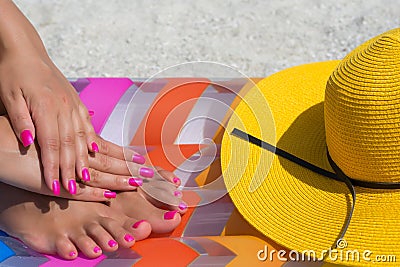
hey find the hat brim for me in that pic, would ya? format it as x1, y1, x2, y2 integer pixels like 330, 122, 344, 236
221, 60, 400, 266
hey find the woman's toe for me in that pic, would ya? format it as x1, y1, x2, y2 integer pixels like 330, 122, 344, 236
127, 219, 152, 241
149, 209, 182, 234
99, 217, 135, 249
85, 222, 118, 252
55, 236, 78, 260
70, 233, 103, 258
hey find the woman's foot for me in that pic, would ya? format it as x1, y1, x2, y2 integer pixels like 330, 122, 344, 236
0, 182, 152, 260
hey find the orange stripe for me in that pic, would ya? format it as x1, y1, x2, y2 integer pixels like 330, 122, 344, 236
133, 238, 199, 267
131, 78, 210, 146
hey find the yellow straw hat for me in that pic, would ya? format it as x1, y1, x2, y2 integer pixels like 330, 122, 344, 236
221, 28, 400, 266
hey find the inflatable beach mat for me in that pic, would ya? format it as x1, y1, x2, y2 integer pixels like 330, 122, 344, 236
0, 78, 326, 266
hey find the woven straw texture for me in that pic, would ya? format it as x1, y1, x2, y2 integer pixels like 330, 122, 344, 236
221, 29, 400, 266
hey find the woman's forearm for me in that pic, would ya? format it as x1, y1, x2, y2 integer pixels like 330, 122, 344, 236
0, 0, 47, 56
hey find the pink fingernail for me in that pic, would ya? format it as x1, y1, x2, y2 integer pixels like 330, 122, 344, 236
104, 190, 116, 199
69, 251, 76, 257
179, 202, 187, 210
88, 110, 95, 117
52, 180, 60, 196
82, 167, 90, 182
139, 167, 154, 178
108, 240, 118, 248
164, 210, 178, 220
93, 246, 101, 254
132, 154, 146, 164
173, 177, 181, 185
68, 180, 77, 195
128, 177, 143, 187
91, 142, 99, 153
124, 234, 135, 242
132, 220, 147, 229
20, 129, 34, 147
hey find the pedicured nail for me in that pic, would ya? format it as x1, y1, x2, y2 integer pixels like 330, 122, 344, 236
173, 177, 181, 185
174, 191, 182, 197
108, 240, 118, 248
20, 129, 34, 147
104, 191, 116, 199
132, 220, 147, 229
91, 142, 99, 153
132, 154, 146, 164
124, 234, 135, 242
179, 202, 187, 211
128, 177, 143, 187
82, 167, 90, 182
139, 167, 154, 178
88, 110, 95, 117
52, 180, 60, 196
164, 210, 178, 220
93, 246, 101, 254
69, 251, 76, 257
68, 180, 77, 195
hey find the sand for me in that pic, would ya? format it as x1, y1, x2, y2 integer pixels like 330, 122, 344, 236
13, 0, 400, 78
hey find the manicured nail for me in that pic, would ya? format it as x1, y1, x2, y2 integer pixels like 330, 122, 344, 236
174, 191, 182, 197
132, 220, 147, 229
124, 234, 135, 242
179, 202, 187, 210
91, 142, 99, 153
69, 251, 76, 257
104, 190, 116, 199
132, 154, 146, 164
88, 110, 95, 117
82, 167, 90, 182
93, 246, 101, 254
129, 177, 143, 187
164, 210, 178, 220
139, 167, 154, 178
52, 180, 60, 196
68, 180, 77, 195
173, 177, 181, 185
20, 129, 34, 147
108, 240, 118, 248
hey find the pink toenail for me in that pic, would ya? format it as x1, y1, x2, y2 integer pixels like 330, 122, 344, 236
173, 177, 181, 184
82, 167, 90, 182
132, 154, 145, 164
128, 177, 143, 187
139, 167, 154, 178
124, 234, 135, 242
69, 251, 76, 257
164, 210, 178, 220
104, 191, 116, 199
174, 191, 182, 197
68, 180, 77, 195
179, 202, 187, 210
20, 129, 34, 147
88, 110, 95, 117
132, 220, 147, 229
93, 246, 101, 254
108, 240, 118, 248
52, 180, 60, 196
91, 142, 99, 153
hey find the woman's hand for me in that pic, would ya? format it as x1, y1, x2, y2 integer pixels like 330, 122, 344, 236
0, 115, 178, 201
0, 0, 99, 195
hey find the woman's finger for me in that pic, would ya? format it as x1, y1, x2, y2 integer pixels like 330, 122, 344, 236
0, 88, 35, 147
30, 93, 61, 193
58, 109, 77, 195
72, 110, 91, 183
81, 168, 143, 191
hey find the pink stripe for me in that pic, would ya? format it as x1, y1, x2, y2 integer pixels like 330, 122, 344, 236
79, 78, 133, 134
42, 254, 106, 267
